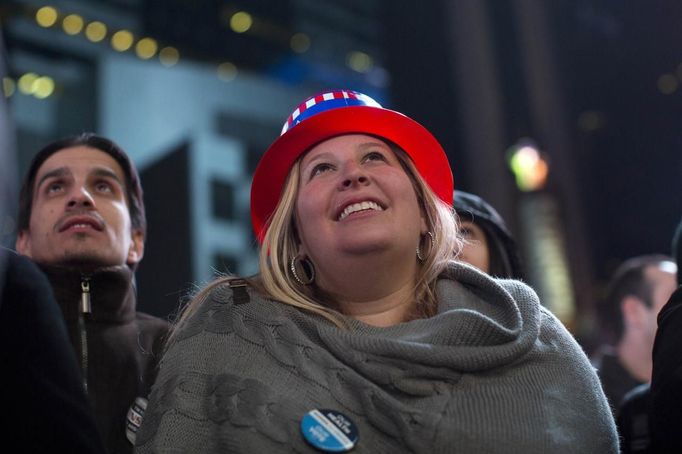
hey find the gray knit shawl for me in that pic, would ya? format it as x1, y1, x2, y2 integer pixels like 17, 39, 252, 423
136, 263, 618, 453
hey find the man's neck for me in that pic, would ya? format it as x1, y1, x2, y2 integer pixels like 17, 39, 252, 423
617, 334, 652, 383
44, 259, 126, 274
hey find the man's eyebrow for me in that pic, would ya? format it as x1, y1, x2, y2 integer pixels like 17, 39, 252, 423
36, 167, 71, 190
92, 168, 124, 186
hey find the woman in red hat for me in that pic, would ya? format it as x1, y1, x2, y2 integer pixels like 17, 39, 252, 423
136, 90, 618, 453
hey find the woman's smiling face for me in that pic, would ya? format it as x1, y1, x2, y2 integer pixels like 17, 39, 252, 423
295, 134, 427, 269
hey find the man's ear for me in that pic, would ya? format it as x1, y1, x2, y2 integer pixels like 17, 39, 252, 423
621, 295, 648, 329
15, 230, 32, 257
126, 229, 145, 266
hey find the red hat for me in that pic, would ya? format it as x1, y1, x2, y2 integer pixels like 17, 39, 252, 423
250, 89, 454, 242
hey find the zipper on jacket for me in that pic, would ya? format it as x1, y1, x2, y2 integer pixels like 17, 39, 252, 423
79, 277, 91, 394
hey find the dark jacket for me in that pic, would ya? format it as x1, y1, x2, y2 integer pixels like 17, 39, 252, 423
617, 383, 652, 453
591, 347, 644, 415
651, 285, 682, 452
453, 191, 525, 280
39, 263, 169, 454
1, 250, 105, 453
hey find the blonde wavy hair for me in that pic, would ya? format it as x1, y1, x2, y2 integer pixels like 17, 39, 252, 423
171, 141, 462, 337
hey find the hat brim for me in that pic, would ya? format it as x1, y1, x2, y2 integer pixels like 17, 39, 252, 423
250, 106, 454, 241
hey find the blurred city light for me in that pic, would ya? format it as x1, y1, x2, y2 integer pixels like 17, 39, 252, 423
17, 73, 39, 94
230, 12, 252, 33
32, 76, 55, 98
136, 38, 158, 60
35, 6, 58, 28
657, 73, 678, 94
217, 62, 238, 81
2, 77, 16, 97
85, 21, 107, 42
507, 140, 549, 192
577, 110, 605, 132
290, 33, 311, 53
16, 73, 55, 99
62, 14, 84, 35
111, 30, 134, 52
347, 51, 373, 73
159, 47, 180, 66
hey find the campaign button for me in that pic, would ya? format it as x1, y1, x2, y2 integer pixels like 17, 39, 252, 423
300, 409, 359, 452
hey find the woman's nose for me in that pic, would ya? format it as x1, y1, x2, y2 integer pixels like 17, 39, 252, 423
339, 163, 369, 189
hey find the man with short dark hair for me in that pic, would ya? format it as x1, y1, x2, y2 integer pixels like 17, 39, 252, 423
15, 133, 169, 454
592, 255, 677, 413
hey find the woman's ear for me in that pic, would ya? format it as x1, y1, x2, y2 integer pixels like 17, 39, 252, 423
418, 199, 430, 235
297, 233, 310, 259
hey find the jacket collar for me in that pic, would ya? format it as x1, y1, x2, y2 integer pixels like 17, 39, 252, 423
38, 262, 136, 323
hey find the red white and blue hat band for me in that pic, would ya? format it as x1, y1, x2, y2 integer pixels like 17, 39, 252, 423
282, 90, 382, 134
251, 89, 454, 242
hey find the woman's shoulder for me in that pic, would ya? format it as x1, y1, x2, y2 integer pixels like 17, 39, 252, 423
441, 261, 540, 307
194, 275, 267, 305
167, 276, 269, 340
440, 262, 577, 339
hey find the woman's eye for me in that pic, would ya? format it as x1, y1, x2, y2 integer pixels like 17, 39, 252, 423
310, 163, 333, 178
363, 151, 386, 162
460, 227, 473, 238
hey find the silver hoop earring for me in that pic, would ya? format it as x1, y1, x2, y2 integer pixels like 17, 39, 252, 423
416, 231, 435, 262
290, 255, 315, 285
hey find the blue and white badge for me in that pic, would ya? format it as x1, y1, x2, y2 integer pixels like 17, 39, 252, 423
300, 409, 359, 452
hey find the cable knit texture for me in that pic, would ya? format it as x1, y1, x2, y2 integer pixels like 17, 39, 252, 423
136, 262, 618, 453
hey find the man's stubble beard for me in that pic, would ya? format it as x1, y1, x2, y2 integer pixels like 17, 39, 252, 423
55, 235, 122, 271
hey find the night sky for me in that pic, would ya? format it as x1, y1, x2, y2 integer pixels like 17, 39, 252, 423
552, 0, 682, 280
387, 0, 682, 288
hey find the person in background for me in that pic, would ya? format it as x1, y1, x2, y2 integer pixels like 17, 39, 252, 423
591, 255, 677, 415
137, 90, 617, 453
453, 190, 524, 280
14, 133, 169, 454
616, 221, 682, 454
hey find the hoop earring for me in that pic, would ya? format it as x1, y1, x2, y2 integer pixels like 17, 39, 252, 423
416, 231, 435, 262
290, 255, 315, 285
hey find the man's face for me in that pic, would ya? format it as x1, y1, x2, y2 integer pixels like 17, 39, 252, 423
16, 146, 144, 268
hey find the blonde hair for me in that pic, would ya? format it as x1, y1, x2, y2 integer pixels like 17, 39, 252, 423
170, 142, 462, 339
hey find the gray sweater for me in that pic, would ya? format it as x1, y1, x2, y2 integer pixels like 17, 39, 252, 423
136, 263, 618, 453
